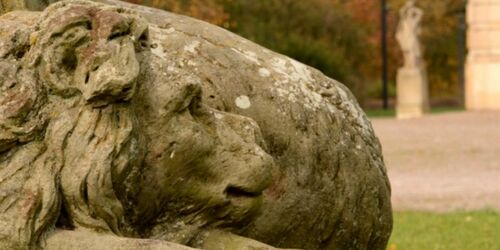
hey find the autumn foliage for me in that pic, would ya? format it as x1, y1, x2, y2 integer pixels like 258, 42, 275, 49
125, 0, 229, 26
124, 0, 466, 107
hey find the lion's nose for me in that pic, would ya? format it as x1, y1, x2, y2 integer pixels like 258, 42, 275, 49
211, 127, 274, 199
208, 111, 275, 199
219, 141, 274, 200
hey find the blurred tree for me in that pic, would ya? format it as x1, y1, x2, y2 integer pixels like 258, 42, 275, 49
420, 0, 466, 103
123, 0, 466, 107
221, 0, 375, 104
125, 0, 229, 26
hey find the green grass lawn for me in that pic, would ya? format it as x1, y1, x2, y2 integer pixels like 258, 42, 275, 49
389, 210, 500, 250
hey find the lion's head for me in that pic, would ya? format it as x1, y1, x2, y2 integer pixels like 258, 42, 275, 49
0, 1, 274, 249
1, 1, 394, 249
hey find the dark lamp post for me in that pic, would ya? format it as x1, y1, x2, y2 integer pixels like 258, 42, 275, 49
381, 0, 389, 109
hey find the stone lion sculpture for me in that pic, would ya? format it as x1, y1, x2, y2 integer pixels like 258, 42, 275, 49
0, 1, 392, 249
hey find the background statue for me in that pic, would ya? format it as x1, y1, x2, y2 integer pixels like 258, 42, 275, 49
395, 0, 429, 119
0, 1, 392, 249
396, 0, 423, 69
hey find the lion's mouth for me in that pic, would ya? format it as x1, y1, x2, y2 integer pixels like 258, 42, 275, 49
224, 185, 263, 198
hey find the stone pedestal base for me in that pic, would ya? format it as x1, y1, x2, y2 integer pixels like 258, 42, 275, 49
396, 67, 430, 119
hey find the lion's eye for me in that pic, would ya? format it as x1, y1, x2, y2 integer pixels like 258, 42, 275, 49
175, 92, 201, 114
172, 86, 205, 118
188, 94, 203, 116
135, 32, 149, 52
108, 26, 131, 41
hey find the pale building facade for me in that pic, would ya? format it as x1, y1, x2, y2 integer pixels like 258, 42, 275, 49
466, 0, 500, 110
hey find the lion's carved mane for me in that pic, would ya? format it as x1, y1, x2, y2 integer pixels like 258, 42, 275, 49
0, 2, 148, 248
0, 1, 393, 250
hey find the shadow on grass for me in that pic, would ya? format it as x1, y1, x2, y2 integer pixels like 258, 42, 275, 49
365, 107, 465, 118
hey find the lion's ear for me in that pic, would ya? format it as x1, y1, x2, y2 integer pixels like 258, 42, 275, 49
33, 12, 93, 98
29, 3, 147, 107
74, 37, 140, 108
74, 13, 148, 107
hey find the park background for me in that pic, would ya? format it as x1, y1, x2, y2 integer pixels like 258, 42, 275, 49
127, 0, 466, 112
125, 1, 497, 249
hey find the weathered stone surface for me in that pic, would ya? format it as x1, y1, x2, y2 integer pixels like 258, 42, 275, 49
44, 230, 196, 250
0, 1, 392, 249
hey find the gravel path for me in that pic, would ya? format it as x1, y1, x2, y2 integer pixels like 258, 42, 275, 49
371, 111, 500, 212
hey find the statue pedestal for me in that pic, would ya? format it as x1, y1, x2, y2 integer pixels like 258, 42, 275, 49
396, 67, 430, 119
